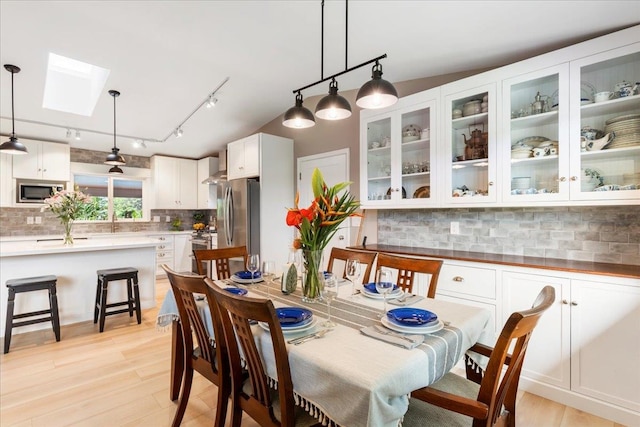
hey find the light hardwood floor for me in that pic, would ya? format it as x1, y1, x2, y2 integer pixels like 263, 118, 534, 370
0, 278, 625, 427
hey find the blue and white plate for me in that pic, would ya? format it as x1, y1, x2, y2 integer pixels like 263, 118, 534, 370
381, 316, 444, 335
362, 283, 403, 300
276, 307, 313, 325
236, 270, 262, 280
231, 272, 264, 284
387, 308, 437, 327
258, 318, 317, 335
224, 287, 248, 296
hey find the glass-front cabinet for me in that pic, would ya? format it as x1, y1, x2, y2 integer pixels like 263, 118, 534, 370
570, 43, 640, 201
443, 82, 497, 204
502, 64, 570, 202
360, 88, 438, 208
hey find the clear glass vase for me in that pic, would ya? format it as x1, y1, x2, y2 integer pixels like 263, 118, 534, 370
302, 249, 324, 303
62, 219, 74, 245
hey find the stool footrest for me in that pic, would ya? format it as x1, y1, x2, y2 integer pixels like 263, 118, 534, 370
104, 307, 134, 317
13, 309, 52, 319
14, 316, 53, 328
104, 300, 135, 309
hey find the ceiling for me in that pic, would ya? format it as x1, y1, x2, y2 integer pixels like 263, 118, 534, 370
1, 1, 638, 160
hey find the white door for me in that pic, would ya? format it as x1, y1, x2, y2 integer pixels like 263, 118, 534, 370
297, 149, 350, 268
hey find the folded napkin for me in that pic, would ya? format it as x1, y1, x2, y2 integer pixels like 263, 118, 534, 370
388, 294, 425, 306
360, 325, 424, 349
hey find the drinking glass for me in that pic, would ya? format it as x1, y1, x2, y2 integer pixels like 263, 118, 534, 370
261, 260, 276, 297
321, 272, 338, 328
345, 259, 361, 298
247, 254, 260, 286
375, 269, 394, 318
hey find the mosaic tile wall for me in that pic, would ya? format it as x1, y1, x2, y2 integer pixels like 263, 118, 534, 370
377, 205, 640, 265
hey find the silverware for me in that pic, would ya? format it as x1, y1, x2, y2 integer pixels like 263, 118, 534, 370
374, 325, 416, 344
287, 329, 329, 345
293, 329, 330, 345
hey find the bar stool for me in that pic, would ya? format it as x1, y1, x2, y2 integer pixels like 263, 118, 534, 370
4, 275, 61, 354
94, 268, 141, 332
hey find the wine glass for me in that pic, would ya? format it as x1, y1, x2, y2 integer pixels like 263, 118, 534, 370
247, 254, 260, 286
345, 259, 361, 298
261, 260, 276, 297
321, 272, 338, 328
375, 268, 394, 318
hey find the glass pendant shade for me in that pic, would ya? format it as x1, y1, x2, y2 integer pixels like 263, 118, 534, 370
356, 62, 398, 109
108, 165, 124, 174
105, 89, 126, 166
283, 93, 316, 128
315, 79, 351, 120
1, 64, 28, 155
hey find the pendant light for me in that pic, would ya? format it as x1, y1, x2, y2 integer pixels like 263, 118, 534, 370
315, 78, 352, 120
356, 61, 398, 109
108, 165, 123, 174
283, 92, 315, 128
0, 64, 28, 155
104, 90, 126, 166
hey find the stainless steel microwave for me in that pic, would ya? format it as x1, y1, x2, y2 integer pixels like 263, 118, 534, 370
17, 182, 64, 203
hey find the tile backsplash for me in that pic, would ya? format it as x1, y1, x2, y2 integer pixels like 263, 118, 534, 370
377, 206, 640, 265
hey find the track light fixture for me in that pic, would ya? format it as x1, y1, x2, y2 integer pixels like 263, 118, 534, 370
283, 0, 397, 129
75, 129, 81, 140
283, 92, 315, 128
104, 90, 126, 166
175, 127, 184, 138
0, 64, 28, 154
206, 94, 217, 108
132, 139, 147, 149
66, 128, 72, 138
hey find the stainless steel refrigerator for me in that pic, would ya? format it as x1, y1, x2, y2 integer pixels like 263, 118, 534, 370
217, 178, 260, 272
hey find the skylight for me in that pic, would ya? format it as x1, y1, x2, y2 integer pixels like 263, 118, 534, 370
42, 53, 110, 116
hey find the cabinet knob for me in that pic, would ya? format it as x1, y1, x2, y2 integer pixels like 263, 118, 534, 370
159, 237, 166, 241
159, 245, 165, 249
488, 182, 494, 186
239, 166, 244, 169
570, 176, 578, 181
338, 235, 345, 240
394, 188, 400, 192
571, 301, 578, 306
159, 253, 164, 257
452, 276, 464, 282
562, 299, 569, 304
558, 177, 566, 182
43, 169, 47, 172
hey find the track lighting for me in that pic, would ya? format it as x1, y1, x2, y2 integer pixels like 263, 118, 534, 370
175, 127, 184, 138
104, 90, 126, 166
206, 95, 217, 108
315, 78, 352, 120
132, 139, 147, 149
283, 92, 315, 129
75, 130, 81, 140
0, 64, 28, 154
66, 129, 72, 138
356, 61, 398, 109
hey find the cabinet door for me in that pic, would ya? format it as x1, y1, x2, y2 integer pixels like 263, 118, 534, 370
41, 143, 70, 181
362, 113, 393, 207
570, 279, 640, 412
444, 82, 498, 204
12, 140, 42, 179
153, 156, 178, 209
1, 153, 13, 206
502, 64, 570, 202
569, 43, 640, 201
227, 139, 245, 180
177, 158, 197, 209
173, 234, 192, 273
502, 272, 570, 390
242, 135, 260, 178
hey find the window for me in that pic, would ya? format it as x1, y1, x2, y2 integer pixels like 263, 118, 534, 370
74, 174, 143, 221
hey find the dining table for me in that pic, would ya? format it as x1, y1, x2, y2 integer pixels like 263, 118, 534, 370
157, 277, 492, 427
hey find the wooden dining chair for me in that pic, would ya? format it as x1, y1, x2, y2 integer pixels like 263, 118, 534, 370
326, 247, 378, 284
162, 265, 231, 427
375, 252, 443, 297
194, 246, 248, 279
403, 285, 556, 427
205, 278, 322, 427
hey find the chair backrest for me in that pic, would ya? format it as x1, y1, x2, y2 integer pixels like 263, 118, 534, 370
478, 285, 555, 426
206, 278, 296, 427
194, 246, 248, 279
161, 265, 229, 380
326, 247, 378, 284
375, 253, 443, 297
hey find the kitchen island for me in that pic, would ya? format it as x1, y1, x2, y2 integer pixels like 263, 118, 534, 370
0, 237, 157, 338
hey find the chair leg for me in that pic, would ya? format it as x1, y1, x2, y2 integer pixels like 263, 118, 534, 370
171, 359, 194, 427
94, 277, 102, 323
99, 279, 108, 333
126, 278, 134, 317
4, 288, 15, 354
49, 285, 61, 342
170, 321, 184, 401
229, 398, 243, 427
132, 275, 141, 324
214, 376, 231, 427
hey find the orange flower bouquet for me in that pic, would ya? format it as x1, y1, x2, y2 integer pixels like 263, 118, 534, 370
286, 168, 360, 301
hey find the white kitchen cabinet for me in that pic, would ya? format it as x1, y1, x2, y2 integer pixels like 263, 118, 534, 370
151, 156, 198, 209
360, 88, 439, 208
197, 157, 218, 209
0, 153, 13, 207
12, 139, 70, 182
227, 134, 260, 180
173, 233, 192, 273
148, 233, 174, 276
501, 64, 571, 202
503, 270, 640, 425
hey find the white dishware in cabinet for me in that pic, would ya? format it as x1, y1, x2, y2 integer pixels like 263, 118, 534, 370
569, 43, 640, 202
501, 63, 571, 203
443, 82, 498, 204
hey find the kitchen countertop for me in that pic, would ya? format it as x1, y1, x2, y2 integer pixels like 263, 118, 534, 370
0, 237, 159, 257
349, 244, 640, 280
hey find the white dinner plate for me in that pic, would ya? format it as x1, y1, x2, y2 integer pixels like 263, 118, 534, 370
362, 288, 404, 300
258, 318, 318, 335
231, 274, 264, 284
380, 316, 444, 335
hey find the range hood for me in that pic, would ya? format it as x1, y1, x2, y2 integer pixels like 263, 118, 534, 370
202, 150, 227, 184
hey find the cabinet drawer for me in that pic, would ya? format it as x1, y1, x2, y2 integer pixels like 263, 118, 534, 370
438, 264, 496, 299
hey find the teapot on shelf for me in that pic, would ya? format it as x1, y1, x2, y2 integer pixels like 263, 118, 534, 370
462, 124, 487, 160
531, 91, 550, 114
